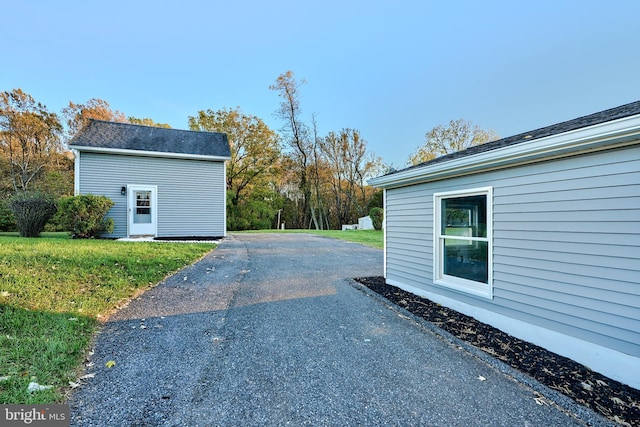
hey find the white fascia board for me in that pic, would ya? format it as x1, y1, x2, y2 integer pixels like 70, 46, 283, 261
68, 145, 231, 162
370, 114, 640, 189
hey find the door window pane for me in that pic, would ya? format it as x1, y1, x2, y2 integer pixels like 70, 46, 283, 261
134, 191, 152, 224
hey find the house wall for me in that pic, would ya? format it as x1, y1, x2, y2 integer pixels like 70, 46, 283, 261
384, 145, 640, 385
77, 152, 226, 238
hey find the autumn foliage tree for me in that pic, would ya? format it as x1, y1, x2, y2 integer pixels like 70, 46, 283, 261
408, 119, 499, 165
62, 98, 128, 140
270, 71, 313, 229
188, 107, 281, 230
319, 128, 383, 227
0, 89, 65, 193
128, 117, 171, 128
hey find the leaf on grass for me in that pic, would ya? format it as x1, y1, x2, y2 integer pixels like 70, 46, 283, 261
69, 381, 81, 389
105, 360, 116, 368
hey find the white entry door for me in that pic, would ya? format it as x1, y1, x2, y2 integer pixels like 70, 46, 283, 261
128, 185, 157, 236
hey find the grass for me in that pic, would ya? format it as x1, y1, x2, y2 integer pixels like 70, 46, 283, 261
0, 234, 215, 404
236, 228, 384, 250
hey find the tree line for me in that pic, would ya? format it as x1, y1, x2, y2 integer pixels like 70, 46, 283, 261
1, 72, 497, 231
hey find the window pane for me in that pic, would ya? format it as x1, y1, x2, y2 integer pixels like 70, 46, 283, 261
442, 195, 487, 238
443, 240, 488, 283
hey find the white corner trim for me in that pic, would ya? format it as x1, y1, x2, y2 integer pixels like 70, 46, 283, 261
370, 114, 640, 188
387, 278, 640, 390
69, 145, 231, 162
72, 150, 80, 195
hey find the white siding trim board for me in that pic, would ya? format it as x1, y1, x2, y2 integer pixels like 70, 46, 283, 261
70, 145, 231, 162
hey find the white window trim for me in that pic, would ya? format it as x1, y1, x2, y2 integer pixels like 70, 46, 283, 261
433, 186, 493, 299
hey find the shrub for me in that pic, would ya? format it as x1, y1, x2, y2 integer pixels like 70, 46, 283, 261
0, 198, 17, 231
56, 194, 115, 238
369, 207, 384, 231
8, 192, 57, 237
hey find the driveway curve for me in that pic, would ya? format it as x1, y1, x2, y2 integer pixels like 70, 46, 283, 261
68, 233, 608, 426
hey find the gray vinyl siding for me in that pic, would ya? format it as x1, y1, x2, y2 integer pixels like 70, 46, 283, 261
385, 145, 640, 357
77, 152, 226, 238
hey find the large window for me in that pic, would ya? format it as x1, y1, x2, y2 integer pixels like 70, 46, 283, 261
434, 187, 492, 298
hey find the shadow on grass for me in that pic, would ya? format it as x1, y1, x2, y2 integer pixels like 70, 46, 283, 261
0, 304, 97, 404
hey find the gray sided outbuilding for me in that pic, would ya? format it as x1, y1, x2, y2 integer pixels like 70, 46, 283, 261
69, 120, 231, 239
370, 101, 640, 389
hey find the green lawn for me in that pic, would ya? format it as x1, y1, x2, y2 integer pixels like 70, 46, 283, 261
236, 228, 384, 250
0, 234, 215, 404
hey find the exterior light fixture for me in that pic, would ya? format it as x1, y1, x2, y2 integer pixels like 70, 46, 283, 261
121, 186, 127, 195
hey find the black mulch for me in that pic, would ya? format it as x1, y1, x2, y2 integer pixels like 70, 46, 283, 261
354, 276, 640, 427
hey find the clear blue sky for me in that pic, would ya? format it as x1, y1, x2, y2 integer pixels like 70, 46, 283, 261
2, 1, 639, 168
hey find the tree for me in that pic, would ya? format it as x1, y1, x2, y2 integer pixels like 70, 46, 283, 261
128, 116, 171, 128
0, 89, 64, 192
188, 107, 281, 230
270, 71, 313, 228
62, 98, 127, 140
408, 119, 499, 165
319, 128, 382, 226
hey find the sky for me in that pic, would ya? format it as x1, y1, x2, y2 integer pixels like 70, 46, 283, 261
2, 0, 639, 168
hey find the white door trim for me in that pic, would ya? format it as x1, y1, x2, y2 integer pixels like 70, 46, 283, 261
127, 184, 158, 237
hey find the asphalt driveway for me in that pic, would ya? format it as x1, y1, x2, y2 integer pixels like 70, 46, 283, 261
68, 233, 611, 426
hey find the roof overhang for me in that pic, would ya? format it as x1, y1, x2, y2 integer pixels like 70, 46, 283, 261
69, 145, 231, 162
369, 113, 640, 189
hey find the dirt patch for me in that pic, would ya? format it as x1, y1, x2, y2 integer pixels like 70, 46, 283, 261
355, 276, 640, 426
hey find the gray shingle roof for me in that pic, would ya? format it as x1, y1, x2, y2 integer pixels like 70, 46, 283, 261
68, 119, 231, 158
392, 100, 640, 175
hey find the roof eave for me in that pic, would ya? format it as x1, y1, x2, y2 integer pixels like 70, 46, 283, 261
369, 113, 640, 189
69, 145, 231, 161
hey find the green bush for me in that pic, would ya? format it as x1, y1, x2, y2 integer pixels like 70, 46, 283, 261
56, 194, 115, 238
369, 207, 384, 231
0, 198, 17, 231
8, 192, 57, 237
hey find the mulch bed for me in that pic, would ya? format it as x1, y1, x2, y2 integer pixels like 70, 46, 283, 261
354, 276, 640, 426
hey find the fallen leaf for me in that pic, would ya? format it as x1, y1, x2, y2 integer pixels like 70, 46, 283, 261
477, 375, 486, 382
105, 360, 116, 368
69, 381, 81, 389
0, 376, 10, 381
79, 373, 95, 380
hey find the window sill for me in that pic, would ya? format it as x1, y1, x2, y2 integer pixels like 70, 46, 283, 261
434, 276, 493, 299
